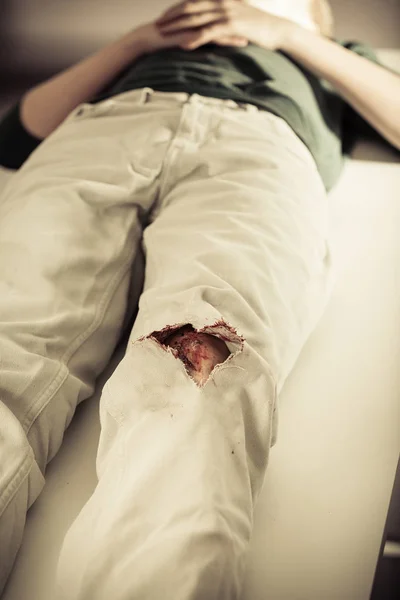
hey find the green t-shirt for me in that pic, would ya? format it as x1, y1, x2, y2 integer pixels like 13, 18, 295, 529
0, 38, 397, 191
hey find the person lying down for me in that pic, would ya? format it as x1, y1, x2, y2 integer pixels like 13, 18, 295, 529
0, 1, 399, 599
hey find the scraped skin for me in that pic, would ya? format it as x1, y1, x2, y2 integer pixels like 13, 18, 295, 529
164, 325, 231, 385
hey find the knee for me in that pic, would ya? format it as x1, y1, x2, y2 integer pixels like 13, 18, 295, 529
163, 324, 231, 385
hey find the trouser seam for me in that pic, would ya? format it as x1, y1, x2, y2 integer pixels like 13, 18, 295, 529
22, 241, 139, 435
0, 448, 33, 516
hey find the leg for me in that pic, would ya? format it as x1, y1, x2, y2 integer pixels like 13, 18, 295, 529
56, 91, 336, 600
0, 96, 166, 594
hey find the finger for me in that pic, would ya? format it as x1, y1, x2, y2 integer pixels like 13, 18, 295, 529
156, 0, 187, 22
156, 0, 228, 25
157, 9, 225, 33
157, 0, 205, 24
180, 21, 231, 49
163, 29, 208, 48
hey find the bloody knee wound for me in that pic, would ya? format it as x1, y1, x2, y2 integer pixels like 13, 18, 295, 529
164, 324, 231, 371
145, 320, 244, 386
151, 323, 231, 385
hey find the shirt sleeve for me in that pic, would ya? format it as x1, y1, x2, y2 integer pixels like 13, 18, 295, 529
340, 40, 400, 153
0, 99, 44, 170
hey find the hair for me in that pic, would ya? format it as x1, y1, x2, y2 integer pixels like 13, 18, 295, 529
244, 0, 335, 39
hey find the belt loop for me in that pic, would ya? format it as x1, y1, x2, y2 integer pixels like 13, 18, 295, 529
140, 87, 153, 104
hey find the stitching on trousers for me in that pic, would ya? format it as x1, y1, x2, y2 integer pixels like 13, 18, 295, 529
22, 245, 137, 434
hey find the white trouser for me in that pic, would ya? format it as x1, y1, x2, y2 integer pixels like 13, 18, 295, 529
0, 87, 336, 599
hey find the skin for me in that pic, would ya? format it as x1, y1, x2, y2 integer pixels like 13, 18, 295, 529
164, 325, 231, 385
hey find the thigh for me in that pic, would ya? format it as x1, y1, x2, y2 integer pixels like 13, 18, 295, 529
139, 108, 336, 392
0, 100, 158, 593
0, 102, 149, 468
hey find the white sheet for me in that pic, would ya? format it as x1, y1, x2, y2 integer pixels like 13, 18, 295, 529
1, 50, 399, 600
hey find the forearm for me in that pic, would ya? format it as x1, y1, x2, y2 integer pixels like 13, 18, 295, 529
20, 30, 146, 139
281, 26, 400, 150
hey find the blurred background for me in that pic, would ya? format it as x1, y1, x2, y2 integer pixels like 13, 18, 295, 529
0, 1, 399, 599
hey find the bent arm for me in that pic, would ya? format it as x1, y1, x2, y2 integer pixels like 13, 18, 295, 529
281, 26, 400, 150
19, 30, 146, 140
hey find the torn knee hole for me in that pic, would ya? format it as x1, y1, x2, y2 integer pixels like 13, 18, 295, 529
148, 321, 244, 385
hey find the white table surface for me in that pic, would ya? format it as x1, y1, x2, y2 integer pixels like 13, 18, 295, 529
1, 50, 399, 600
